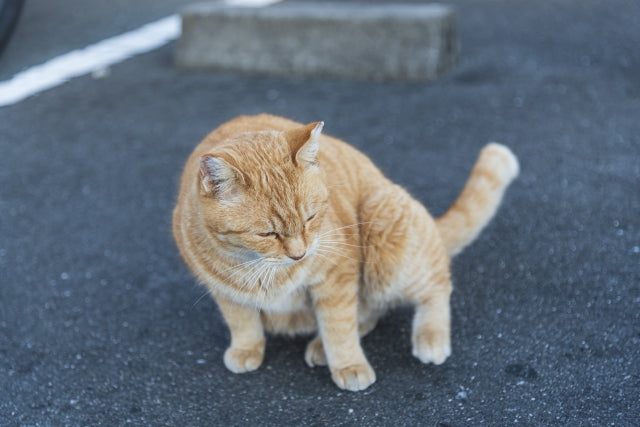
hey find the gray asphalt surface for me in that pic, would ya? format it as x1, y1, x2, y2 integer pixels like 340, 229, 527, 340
1, 0, 639, 425
0, 0, 188, 80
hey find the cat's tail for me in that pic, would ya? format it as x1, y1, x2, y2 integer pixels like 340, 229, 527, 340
435, 143, 519, 257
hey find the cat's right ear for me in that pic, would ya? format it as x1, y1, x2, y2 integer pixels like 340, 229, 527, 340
199, 155, 245, 201
286, 121, 324, 168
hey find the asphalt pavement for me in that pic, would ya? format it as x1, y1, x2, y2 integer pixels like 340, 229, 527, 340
1, 0, 639, 425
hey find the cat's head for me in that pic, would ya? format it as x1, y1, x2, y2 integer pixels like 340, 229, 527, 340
197, 122, 328, 266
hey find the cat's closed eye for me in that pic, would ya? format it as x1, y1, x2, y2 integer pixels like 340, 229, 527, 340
258, 232, 279, 238
306, 214, 316, 222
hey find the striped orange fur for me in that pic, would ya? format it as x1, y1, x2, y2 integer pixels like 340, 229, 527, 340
172, 114, 519, 391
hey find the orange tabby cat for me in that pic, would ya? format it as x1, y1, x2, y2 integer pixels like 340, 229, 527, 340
172, 114, 518, 391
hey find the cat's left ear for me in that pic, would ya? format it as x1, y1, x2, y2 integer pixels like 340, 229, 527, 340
285, 121, 324, 167
199, 154, 245, 202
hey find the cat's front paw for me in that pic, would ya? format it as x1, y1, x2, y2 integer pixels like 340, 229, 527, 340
304, 337, 327, 367
412, 329, 451, 365
331, 363, 376, 391
223, 347, 264, 373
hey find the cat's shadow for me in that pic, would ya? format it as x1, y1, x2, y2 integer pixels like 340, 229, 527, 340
263, 307, 441, 378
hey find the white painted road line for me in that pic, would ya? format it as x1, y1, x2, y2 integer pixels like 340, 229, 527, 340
0, 0, 282, 108
0, 15, 180, 107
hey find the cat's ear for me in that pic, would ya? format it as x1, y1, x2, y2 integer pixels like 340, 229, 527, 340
199, 154, 245, 201
286, 121, 324, 167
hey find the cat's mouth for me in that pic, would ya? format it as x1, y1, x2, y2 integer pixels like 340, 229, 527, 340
266, 238, 318, 267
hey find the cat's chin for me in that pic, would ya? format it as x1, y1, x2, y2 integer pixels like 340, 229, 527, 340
265, 253, 315, 267
261, 257, 297, 267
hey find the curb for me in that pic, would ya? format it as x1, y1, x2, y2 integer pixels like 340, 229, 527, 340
176, 2, 458, 81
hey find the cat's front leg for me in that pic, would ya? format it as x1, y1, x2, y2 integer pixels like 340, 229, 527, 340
214, 295, 265, 373
304, 306, 384, 368
311, 274, 376, 391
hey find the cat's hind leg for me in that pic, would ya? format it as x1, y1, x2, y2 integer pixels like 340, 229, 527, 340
360, 185, 453, 365
410, 284, 452, 364
401, 220, 453, 365
399, 218, 453, 365
261, 310, 317, 336
304, 336, 327, 367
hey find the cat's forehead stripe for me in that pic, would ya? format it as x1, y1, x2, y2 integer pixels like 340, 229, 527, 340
271, 209, 287, 229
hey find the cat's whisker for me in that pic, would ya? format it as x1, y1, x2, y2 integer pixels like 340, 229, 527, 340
225, 263, 262, 283
316, 233, 361, 240
265, 265, 277, 290
221, 257, 262, 273
319, 239, 370, 249
229, 257, 284, 294
317, 222, 376, 238
192, 288, 212, 307
261, 266, 279, 304
271, 265, 280, 288
315, 246, 361, 264
237, 261, 264, 291
312, 251, 338, 266
225, 259, 263, 283
221, 258, 263, 281
250, 264, 269, 291
316, 244, 373, 264
264, 268, 273, 291
260, 264, 275, 290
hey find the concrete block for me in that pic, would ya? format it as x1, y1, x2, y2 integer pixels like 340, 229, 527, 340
176, 2, 458, 81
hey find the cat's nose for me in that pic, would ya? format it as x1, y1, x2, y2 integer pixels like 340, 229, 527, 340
284, 236, 306, 261
288, 250, 306, 261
